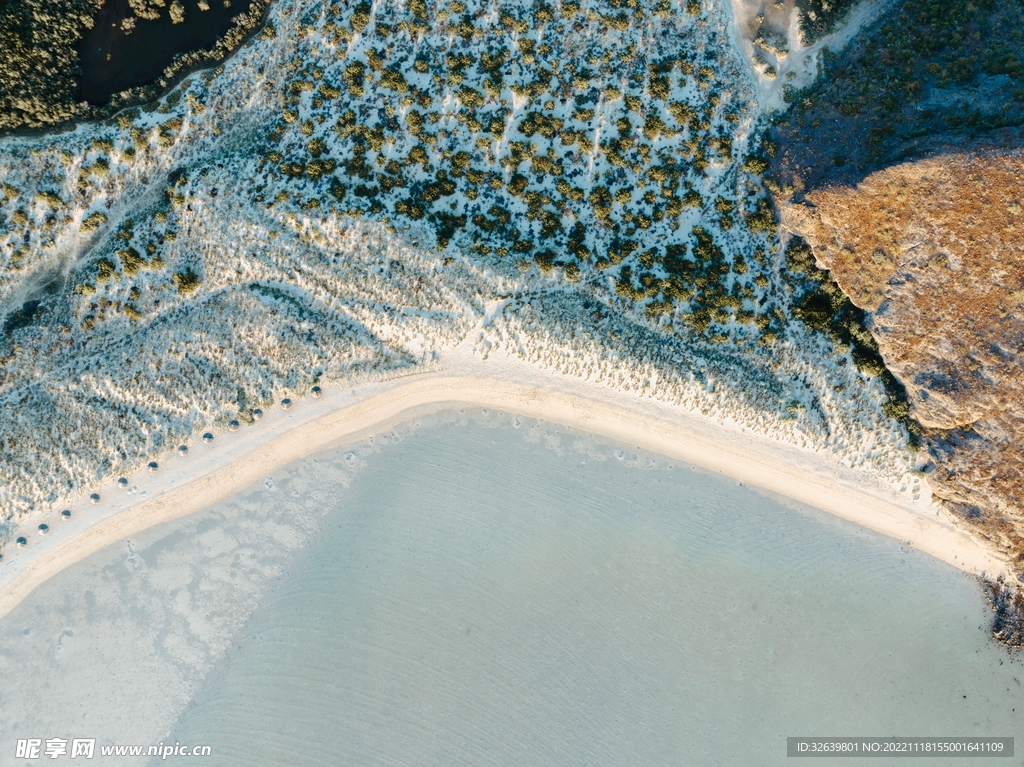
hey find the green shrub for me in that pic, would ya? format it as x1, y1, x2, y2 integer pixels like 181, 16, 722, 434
507, 173, 528, 195
36, 190, 62, 206
95, 257, 116, 284
0, 0, 95, 131
81, 211, 107, 232
648, 75, 670, 99
457, 86, 485, 108
343, 61, 366, 95
408, 0, 427, 20
682, 189, 702, 208
351, 1, 371, 32
172, 269, 201, 293
743, 155, 769, 174
90, 157, 111, 176
643, 114, 668, 140
746, 198, 776, 234
381, 68, 410, 93
118, 247, 146, 275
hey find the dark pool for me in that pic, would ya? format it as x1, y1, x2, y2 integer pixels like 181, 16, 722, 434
76, 0, 255, 104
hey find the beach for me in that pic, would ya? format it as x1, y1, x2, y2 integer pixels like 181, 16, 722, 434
0, 349, 1007, 623
7, 399, 1020, 763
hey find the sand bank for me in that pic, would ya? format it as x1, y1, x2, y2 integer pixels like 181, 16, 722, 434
0, 358, 1008, 622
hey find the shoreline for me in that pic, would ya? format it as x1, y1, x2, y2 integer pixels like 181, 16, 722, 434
0, 355, 1009, 622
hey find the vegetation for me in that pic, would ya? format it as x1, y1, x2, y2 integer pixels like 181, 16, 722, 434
0, 0, 931, 563
773, 0, 1024, 191
774, 0, 1024, 452
80, 211, 108, 233
262, 0, 781, 341
172, 268, 201, 293
0, 0, 100, 130
794, 0, 861, 44
0, 0, 270, 133
785, 237, 920, 444
3, 299, 41, 335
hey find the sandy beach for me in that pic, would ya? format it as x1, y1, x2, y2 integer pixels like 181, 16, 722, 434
0, 350, 1008, 622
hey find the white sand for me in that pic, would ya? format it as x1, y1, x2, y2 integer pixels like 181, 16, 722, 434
727, 0, 896, 113
0, 351, 1007, 622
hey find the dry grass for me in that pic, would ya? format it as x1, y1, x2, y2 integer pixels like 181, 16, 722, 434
782, 149, 1024, 571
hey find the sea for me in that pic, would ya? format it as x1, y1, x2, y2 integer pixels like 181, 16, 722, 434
0, 410, 1020, 766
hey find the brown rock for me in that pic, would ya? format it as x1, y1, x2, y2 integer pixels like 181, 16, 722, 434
781, 150, 1024, 570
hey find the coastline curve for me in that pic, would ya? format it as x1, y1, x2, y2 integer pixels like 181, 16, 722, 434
0, 366, 1008, 623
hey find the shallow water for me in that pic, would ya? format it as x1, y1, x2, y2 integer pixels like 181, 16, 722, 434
0, 413, 1021, 766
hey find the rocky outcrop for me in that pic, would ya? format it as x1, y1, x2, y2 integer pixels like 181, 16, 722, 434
781, 150, 1024, 571
985, 577, 1024, 647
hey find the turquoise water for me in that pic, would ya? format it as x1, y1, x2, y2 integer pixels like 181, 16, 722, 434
164, 415, 1021, 766
0, 412, 1020, 766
